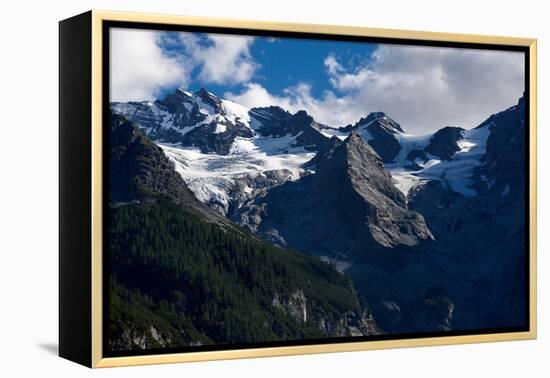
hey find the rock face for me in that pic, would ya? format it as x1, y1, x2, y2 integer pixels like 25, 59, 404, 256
108, 112, 382, 351
425, 126, 465, 160
111, 88, 330, 155
111, 88, 254, 155
272, 289, 380, 336
477, 95, 526, 198
272, 290, 308, 323
343, 112, 404, 163
109, 111, 228, 225
110, 111, 194, 204
250, 107, 330, 151
408, 96, 527, 330
342, 113, 465, 165
110, 89, 528, 337
240, 130, 432, 262
318, 310, 380, 337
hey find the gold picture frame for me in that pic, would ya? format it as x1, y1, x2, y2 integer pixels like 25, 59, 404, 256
59, 9, 537, 368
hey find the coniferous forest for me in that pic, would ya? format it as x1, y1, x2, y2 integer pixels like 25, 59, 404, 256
108, 199, 367, 350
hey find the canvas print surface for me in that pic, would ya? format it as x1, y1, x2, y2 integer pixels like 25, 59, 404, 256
106, 26, 528, 354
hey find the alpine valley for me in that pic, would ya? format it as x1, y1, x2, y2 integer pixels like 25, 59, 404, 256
108, 87, 527, 351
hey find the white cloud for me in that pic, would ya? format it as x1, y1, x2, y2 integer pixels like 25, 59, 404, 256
323, 45, 525, 132
109, 28, 189, 102
110, 30, 258, 102
110, 29, 524, 134
324, 55, 343, 76
231, 45, 524, 133
225, 82, 293, 110
226, 82, 361, 127
181, 33, 257, 85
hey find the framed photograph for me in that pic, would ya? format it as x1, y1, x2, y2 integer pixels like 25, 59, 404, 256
59, 10, 537, 368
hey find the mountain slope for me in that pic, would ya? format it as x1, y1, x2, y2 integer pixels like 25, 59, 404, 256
109, 111, 228, 225
109, 90, 528, 335
347, 112, 405, 163
239, 131, 433, 261
111, 88, 330, 155
111, 88, 254, 155
107, 113, 380, 352
111, 89, 331, 216
407, 96, 527, 329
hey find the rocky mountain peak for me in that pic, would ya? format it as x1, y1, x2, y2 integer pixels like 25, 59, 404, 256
248, 106, 329, 151
424, 126, 465, 160
264, 130, 434, 255
195, 87, 223, 112
158, 88, 197, 113
351, 114, 403, 163
337, 131, 406, 207
345, 128, 366, 144
250, 106, 290, 122
517, 94, 525, 107
293, 109, 313, 123
359, 112, 404, 133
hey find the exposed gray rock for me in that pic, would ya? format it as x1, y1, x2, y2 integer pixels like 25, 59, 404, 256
109, 110, 235, 226
250, 107, 331, 151
112, 89, 331, 155
272, 290, 308, 323
407, 96, 527, 330
346, 112, 404, 163
317, 310, 380, 337
273, 290, 381, 337
111, 88, 253, 155
420, 287, 455, 331
110, 326, 173, 351
245, 130, 432, 262
425, 126, 465, 160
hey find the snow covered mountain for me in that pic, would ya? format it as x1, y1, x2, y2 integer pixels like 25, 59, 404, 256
111, 88, 522, 215
110, 88, 255, 155
111, 88, 331, 214
322, 111, 486, 198
110, 89, 527, 334
240, 130, 433, 257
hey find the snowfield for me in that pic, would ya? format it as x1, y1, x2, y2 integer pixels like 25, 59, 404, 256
113, 89, 495, 206
161, 133, 315, 211
386, 124, 492, 198
163, 116, 492, 207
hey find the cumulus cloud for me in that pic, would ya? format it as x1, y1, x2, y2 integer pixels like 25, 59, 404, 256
110, 28, 189, 102
110, 29, 524, 134
180, 33, 257, 85
330, 45, 525, 132
225, 82, 294, 110
110, 30, 258, 102
230, 45, 524, 133
226, 82, 361, 127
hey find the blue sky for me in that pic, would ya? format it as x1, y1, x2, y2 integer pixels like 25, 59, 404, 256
161, 34, 378, 99
110, 28, 524, 133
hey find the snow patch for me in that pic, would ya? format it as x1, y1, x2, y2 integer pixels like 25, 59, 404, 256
501, 185, 510, 197
319, 127, 349, 141
392, 133, 433, 165
194, 96, 215, 116
385, 125, 491, 198
213, 124, 227, 134
160, 133, 314, 212
358, 126, 374, 142
221, 99, 251, 128
389, 168, 429, 198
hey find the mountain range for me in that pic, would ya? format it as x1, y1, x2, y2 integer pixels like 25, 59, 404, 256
107, 110, 380, 351
109, 87, 527, 346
